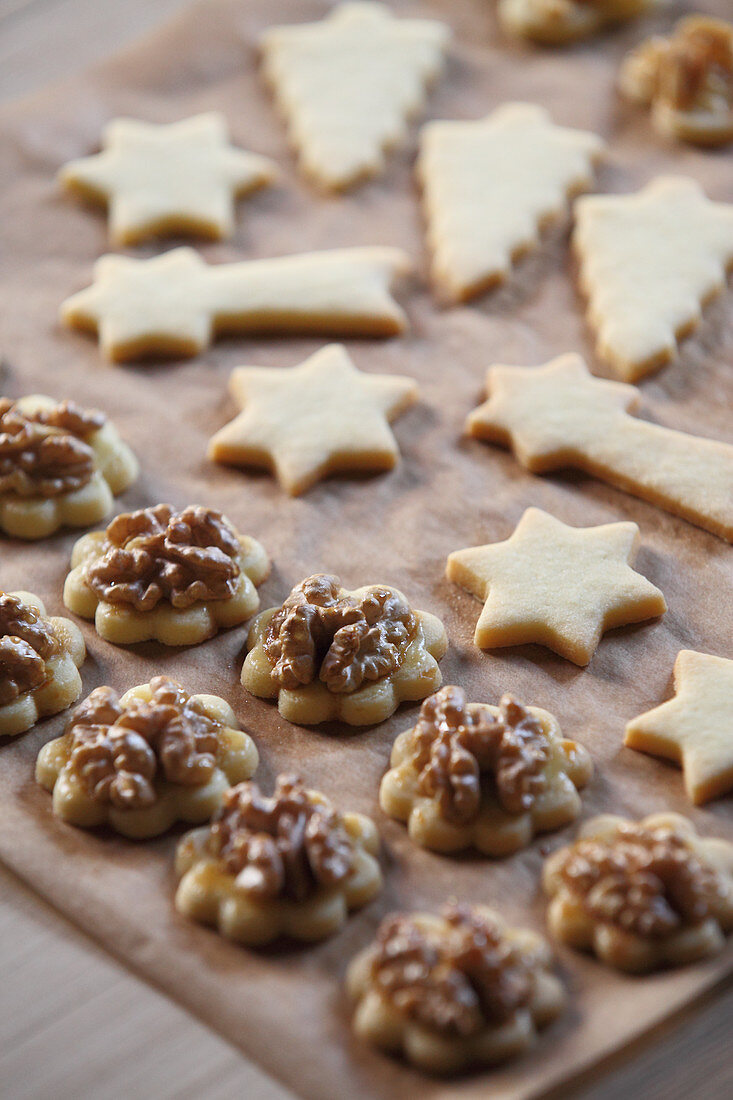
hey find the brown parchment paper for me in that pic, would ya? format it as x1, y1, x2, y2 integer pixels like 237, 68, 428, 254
1, 1, 732, 1097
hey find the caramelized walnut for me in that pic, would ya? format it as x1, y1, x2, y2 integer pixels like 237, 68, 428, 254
557, 822, 727, 937
67, 677, 221, 810
208, 774, 355, 902
410, 687, 550, 824
661, 19, 733, 111
371, 903, 532, 1038
263, 574, 418, 694
0, 398, 99, 498
0, 593, 59, 706
84, 504, 242, 611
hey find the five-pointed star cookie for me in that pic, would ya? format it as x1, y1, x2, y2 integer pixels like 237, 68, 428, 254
574, 176, 733, 380
466, 354, 733, 543
418, 103, 604, 301
261, 2, 450, 191
60, 245, 410, 362
208, 343, 418, 495
625, 650, 733, 804
446, 507, 666, 665
59, 112, 278, 245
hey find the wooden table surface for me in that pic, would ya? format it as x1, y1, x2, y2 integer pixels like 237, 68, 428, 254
1, 3, 732, 1098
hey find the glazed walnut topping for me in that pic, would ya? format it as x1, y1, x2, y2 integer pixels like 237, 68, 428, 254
84, 504, 242, 611
0, 593, 58, 706
67, 676, 221, 809
556, 822, 728, 937
0, 398, 103, 498
371, 904, 532, 1038
408, 686, 550, 824
660, 19, 733, 111
208, 774, 355, 901
263, 574, 418, 694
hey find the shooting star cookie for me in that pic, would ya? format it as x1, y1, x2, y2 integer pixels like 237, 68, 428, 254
418, 103, 604, 301
467, 353, 733, 543
261, 2, 449, 191
59, 112, 278, 245
209, 344, 418, 495
574, 176, 733, 380
446, 507, 665, 666
60, 246, 410, 361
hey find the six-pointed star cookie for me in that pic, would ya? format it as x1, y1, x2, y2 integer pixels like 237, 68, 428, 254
60, 246, 410, 361
446, 507, 666, 665
625, 651, 733, 804
208, 344, 418, 495
574, 176, 733, 380
60, 112, 277, 245
466, 354, 733, 542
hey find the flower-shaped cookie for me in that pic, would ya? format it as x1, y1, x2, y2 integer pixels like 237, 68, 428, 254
241, 573, 448, 725
0, 591, 85, 737
175, 773, 382, 944
63, 503, 269, 646
347, 902, 565, 1074
36, 676, 258, 838
498, 0, 663, 46
620, 17, 733, 146
0, 395, 138, 539
380, 686, 592, 856
543, 812, 733, 973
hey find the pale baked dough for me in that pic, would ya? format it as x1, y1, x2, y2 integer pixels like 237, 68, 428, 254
261, 2, 450, 191
625, 650, 733, 805
0, 591, 85, 738
208, 343, 418, 495
0, 395, 138, 540
466, 353, 733, 542
544, 813, 733, 972
573, 176, 733, 380
60, 246, 411, 362
36, 682, 258, 839
59, 112, 278, 245
175, 787, 382, 945
242, 584, 448, 726
380, 691, 592, 856
347, 904, 565, 1074
447, 506, 666, 666
64, 522, 269, 647
417, 103, 604, 300
498, 0, 665, 47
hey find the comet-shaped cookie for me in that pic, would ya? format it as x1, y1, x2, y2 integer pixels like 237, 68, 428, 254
574, 177, 733, 380
467, 354, 733, 542
60, 246, 411, 362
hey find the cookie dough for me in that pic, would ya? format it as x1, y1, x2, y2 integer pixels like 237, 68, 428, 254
208, 343, 418, 495
59, 112, 277, 245
417, 103, 604, 300
261, 2, 449, 190
446, 507, 666, 666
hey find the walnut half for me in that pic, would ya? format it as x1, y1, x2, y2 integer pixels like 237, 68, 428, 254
84, 503, 242, 611
263, 574, 418, 695
0, 593, 59, 706
0, 397, 101, 498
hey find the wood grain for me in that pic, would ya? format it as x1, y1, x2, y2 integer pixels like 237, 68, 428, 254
0, 3, 731, 1099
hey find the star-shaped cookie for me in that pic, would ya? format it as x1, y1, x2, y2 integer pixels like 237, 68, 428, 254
59, 112, 277, 245
574, 176, 733, 380
418, 103, 604, 301
60, 245, 410, 362
467, 354, 733, 543
446, 507, 666, 665
625, 651, 733, 805
208, 344, 418, 495
261, 2, 450, 191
